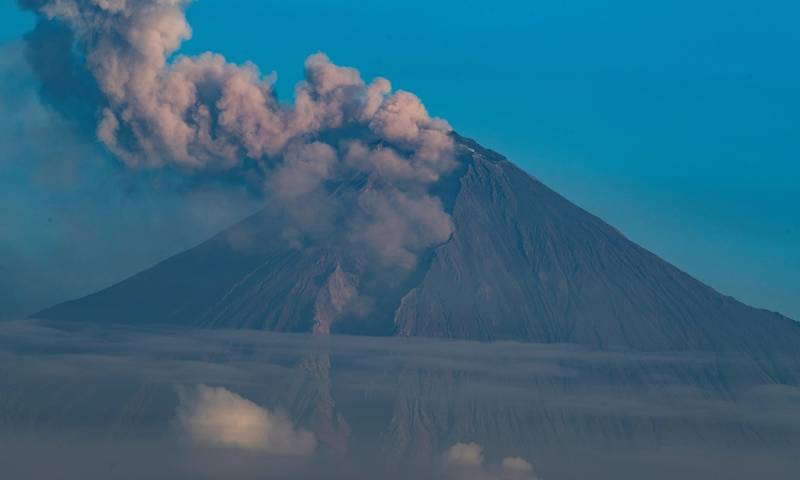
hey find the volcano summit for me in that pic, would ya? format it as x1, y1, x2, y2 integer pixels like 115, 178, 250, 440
36, 135, 800, 365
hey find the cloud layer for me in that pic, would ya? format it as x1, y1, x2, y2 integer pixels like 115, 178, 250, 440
2, 321, 800, 479
18, 0, 458, 268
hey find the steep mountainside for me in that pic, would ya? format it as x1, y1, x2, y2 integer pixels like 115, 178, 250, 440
35, 135, 799, 354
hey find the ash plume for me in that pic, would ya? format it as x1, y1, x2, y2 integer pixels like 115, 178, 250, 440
18, 0, 457, 267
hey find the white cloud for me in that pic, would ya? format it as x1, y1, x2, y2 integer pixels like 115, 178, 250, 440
443, 442, 485, 467
500, 456, 537, 479
442, 442, 540, 480
175, 384, 316, 455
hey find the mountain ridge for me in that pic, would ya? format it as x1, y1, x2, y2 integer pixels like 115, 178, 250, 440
34, 135, 799, 357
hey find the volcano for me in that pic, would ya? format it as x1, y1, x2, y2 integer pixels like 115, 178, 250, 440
35, 135, 799, 356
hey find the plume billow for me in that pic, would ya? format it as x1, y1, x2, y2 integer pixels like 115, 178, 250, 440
19, 0, 456, 268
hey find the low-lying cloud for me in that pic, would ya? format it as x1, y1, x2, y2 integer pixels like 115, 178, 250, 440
442, 442, 539, 480
1, 321, 800, 479
443, 441, 485, 468
176, 384, 316, 455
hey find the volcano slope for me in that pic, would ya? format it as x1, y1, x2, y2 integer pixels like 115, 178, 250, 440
18, 138, 800, 476
35, 135, 800, 367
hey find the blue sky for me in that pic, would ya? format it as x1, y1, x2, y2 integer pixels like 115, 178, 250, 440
1, 0, 798, 319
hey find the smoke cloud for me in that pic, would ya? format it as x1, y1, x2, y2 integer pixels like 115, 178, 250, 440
176, 384, 316, 455
18, 0, 457, 268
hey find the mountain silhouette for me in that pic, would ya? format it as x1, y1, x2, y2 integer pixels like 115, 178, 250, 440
35, 135, 799, 358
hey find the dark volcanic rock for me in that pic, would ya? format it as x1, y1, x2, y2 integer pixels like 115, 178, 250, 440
35, 135, 800, 356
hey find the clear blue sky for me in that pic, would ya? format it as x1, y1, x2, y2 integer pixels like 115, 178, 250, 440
1, 0, 798, 319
